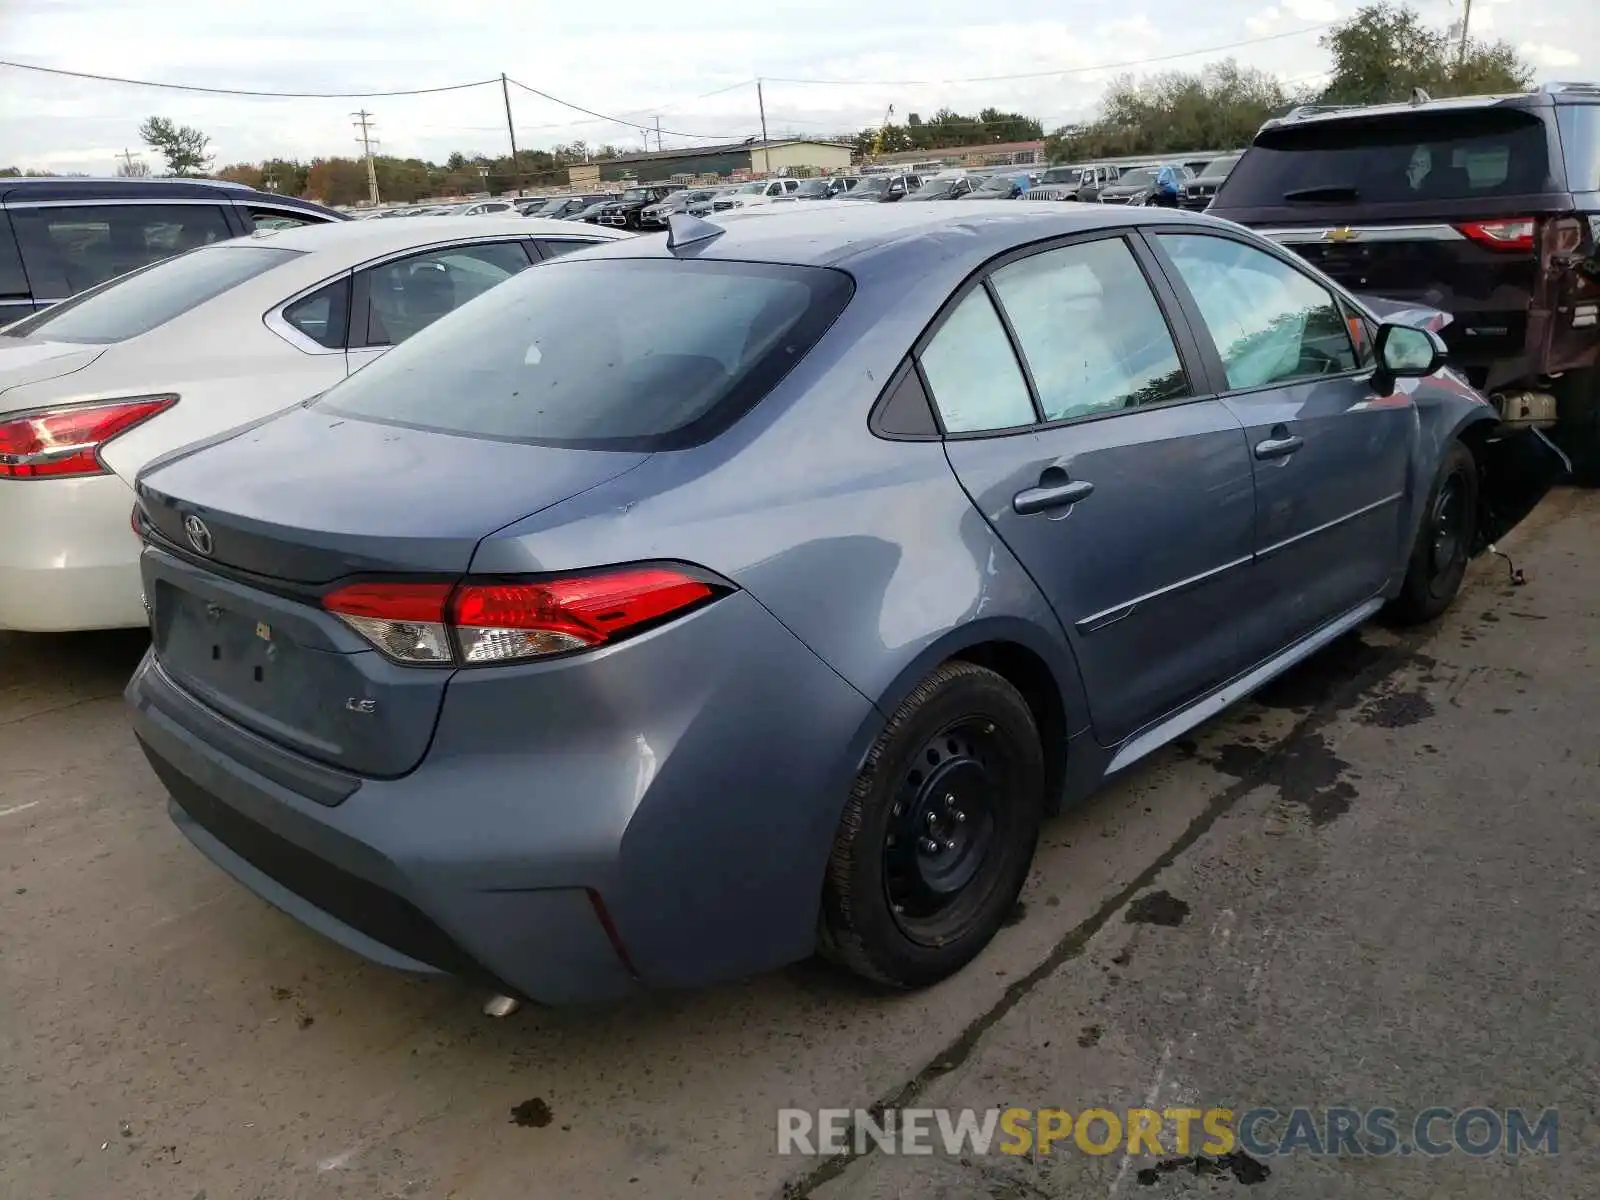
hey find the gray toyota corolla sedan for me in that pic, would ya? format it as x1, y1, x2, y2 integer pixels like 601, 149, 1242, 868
127, 204, 1567, 1004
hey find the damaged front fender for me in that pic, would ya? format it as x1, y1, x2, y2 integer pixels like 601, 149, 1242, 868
1468, 422, 1572, 551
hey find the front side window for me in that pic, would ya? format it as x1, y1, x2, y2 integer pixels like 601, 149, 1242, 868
10, 203, 233, 295
918, 287, 1035, 433
2, 244, 299, 344
990, 238, 1189, 422
357, 241, 531, 347
1158, 234, 1357, 390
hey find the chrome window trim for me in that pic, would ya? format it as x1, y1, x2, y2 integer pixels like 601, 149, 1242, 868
1256, 223, 1466, 244
264, 269, 354, 356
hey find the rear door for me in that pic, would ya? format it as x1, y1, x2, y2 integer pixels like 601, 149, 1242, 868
1147, 228, 1412, 662
929, 232, 1258, 748
345, 239, 536, 372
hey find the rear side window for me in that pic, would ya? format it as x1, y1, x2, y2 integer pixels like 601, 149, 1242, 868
1556, 104, 1600, 192
1, 245, 299, 344
318, 258, 853, 450
10, 203, 233, 296
0, 212, 28, 299
990, 238, 1189, 421
918, 287, 1035, 433
356, 241, 532, 347
282, 277, 352, 349
1220, 110, 1554, 206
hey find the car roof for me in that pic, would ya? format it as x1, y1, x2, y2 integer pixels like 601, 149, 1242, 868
1259, 90, 1565, 134
223, 214, 631, 257
570, 203, 1217, 272
0, 176, 338, 215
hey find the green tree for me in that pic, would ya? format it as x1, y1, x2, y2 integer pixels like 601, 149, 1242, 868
1049, 60, 1304, 161
139, 116, 212, 176
1318, 2, 1533, 105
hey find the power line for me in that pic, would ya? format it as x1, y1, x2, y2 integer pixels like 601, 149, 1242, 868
504, 76, 745, 140
761, 24, 1333, 86
0, 57, 499, 98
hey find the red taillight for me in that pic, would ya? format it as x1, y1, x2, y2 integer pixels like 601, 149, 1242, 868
322, 567, 721, 666
1455, 218, 1536, 253
0, 395, 177, 480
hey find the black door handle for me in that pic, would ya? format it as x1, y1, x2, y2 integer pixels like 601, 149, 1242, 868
1255, 434, 1304, 460
1013, 478, 1095, 515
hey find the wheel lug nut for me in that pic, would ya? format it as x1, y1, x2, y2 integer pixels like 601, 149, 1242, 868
942, 840, 956, 852
925, 810, 938, 826
920, 838, 940, 854
944, 793, 956, 806
952, 809, 966, 823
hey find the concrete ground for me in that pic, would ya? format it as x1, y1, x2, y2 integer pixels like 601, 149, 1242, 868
2, 490, 1594, 1200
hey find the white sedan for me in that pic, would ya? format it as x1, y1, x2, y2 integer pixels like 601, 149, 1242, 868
0, 216, 629, 632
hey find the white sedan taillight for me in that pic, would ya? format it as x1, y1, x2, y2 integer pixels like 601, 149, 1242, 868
0, 395, 177, 480
322, 567, 724, 666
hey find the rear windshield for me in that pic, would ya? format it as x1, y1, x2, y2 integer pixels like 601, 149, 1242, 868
317, 257, 854, 451
1219, 109, 1554, 206
0, 244, 299, 344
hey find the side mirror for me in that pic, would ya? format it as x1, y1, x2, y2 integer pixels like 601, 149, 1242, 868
1372, 322, 1446, 394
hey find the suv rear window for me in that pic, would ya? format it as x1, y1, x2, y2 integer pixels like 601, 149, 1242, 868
1220, 109, 1555, 206
318, 258, 854, 450
2, 245, 299, 343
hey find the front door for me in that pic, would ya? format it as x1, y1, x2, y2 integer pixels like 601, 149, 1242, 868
1148, 229, 1413, 662
922, 233, 1258, 747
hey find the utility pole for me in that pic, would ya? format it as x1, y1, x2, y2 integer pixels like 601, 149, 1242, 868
1457, 0, 1473, 63
352, 109, 380, 206
119, 148, 139, 172
501, 74, 523, 196
654, 115, 662, 153
757, 79, 769, 173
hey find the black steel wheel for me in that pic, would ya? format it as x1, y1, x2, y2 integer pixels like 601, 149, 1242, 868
1387, 441, 1479, 624
820, 660, 1044, 989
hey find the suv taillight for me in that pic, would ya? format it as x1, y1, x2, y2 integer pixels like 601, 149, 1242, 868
1455, 218, 1536, 253
322, 566, 727, 666
0, 395, 177, 480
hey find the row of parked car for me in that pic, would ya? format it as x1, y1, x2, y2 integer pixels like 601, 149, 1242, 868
2, 85, 1591, 1012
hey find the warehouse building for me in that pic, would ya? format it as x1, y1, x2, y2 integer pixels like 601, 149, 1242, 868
567, 138, 853, 186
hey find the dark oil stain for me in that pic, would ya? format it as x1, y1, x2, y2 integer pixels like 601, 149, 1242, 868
1358, 690, 1436, 728
1211, 742, 1267, 777
1111, 947, 1133, 966
1237, 712, 1262, 725
1421, 743, 1437, 754
1002, 901, 1027, 928
1173, 738, 1199, 757
1126, 890, 1190, 926
1077, 1025, 1102, 1048
1480, 611, 1501, 623
1209, 729, 1356, 825
1044, 895, 1061, 908
510, 1098, 553, 1128
1508, 611, 1548, 621
269, 986, 296, 1002
1253, 633, 1388, 711
296, 1011, 315, 1030
1493, 707, 1513, 715
1460, 630, 1478, 643
1137, 1151, 1271, 1186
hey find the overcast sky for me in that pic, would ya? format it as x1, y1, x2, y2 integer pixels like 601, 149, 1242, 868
2, 0, 1596, 173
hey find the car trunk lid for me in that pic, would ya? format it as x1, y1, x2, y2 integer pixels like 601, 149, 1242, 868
136, 406, 649, 776
0, 336, 108, 402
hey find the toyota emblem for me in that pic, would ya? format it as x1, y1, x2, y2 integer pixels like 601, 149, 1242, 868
183, 514, 214, 556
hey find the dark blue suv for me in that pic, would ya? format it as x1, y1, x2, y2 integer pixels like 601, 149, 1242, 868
0, 177, 346, 321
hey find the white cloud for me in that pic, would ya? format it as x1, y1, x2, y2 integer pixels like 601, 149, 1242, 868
2, 0, 1597, 173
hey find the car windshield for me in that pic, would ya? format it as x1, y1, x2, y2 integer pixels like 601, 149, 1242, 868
2, 244, 300, 344
1115, 169, 1158, 188
737, 182, 769, 194
854, 177, 890, 193
1200, 155, 1242, 178
316, 258, 854, 451
795, 180, 830, 196
910, 180, 953, 197
621, 189, 649, 202
1222, 109, 1554, 205
975, 176, 1013, 192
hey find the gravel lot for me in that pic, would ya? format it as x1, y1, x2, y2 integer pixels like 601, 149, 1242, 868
3, 488, 1594, 1200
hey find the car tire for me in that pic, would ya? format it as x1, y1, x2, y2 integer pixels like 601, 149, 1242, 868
819, 660, 1045, 989
1386, 440, 1479, 625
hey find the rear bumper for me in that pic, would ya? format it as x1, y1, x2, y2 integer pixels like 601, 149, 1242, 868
0, 474, 146, 631
128, 589, 878, 1003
